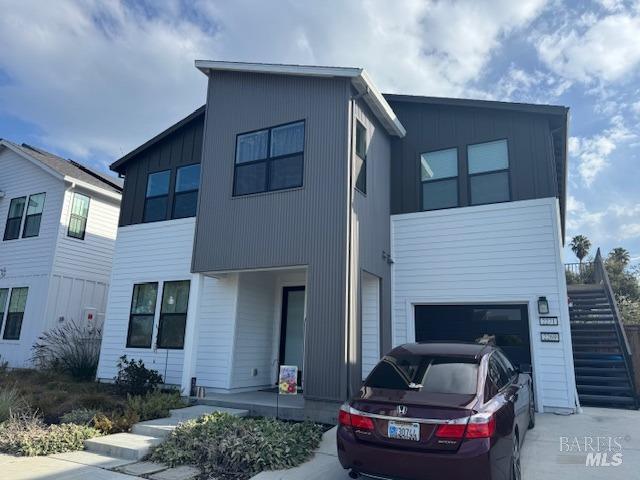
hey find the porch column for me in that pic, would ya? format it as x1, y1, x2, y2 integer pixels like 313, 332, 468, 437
181, 273, 204, 395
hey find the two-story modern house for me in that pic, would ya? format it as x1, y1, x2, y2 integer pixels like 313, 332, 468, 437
0, 140, 122, 367
96, 61, 577, 422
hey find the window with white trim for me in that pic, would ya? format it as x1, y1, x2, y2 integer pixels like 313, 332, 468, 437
68, 193, 90, 240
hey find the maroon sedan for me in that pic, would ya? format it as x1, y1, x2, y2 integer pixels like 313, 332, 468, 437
337, 342, 534, 480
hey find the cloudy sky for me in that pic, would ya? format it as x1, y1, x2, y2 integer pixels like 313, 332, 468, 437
1, 0, 639, 262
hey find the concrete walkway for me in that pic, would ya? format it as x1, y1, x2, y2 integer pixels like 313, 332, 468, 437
251, 407, 640, 480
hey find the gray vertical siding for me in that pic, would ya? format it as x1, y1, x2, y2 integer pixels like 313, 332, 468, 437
117, 113, 204, 226
349, 96, 392, 395
386, 99, 561, 216
193, 71, 352, 401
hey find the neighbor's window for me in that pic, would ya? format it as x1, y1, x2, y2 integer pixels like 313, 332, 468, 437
143, 170, 171, 222
3, 197, 26, 241
420, 148, 458, 210
68, 193, 90, 240
355, 121, 367, 194
156, 280, 190, 349
2, 287, 28, 340
234, 121, 304, 196
468, 139, 510, 205
365, 354, 479, 395
22, 193, 46, 238
126, 283, 158, 348
0, 289, 8, 336
172, 164, 200, 219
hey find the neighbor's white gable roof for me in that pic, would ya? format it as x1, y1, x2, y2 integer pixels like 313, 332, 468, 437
195, 60, 406, 138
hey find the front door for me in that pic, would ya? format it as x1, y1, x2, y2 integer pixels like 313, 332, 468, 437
279, 286, 305, 386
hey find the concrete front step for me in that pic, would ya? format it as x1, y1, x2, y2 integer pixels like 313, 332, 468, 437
84, 433, 163, 461
133, 405, 249, 438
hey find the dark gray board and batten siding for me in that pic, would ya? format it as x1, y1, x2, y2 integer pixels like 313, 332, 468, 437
385, 98, 564, 220
192, 71, 353, 402
116, 112, 204, 226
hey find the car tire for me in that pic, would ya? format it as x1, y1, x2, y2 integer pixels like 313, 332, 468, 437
528, 391, 535, 430
511, 434, 522, 480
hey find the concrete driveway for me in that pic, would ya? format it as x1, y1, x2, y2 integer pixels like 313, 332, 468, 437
253, 407, 640, 480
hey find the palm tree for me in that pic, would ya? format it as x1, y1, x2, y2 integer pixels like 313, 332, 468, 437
570, 235, 591, 266
608, 247, 631, 267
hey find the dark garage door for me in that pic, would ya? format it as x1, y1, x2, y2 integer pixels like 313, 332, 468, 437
414, 304, 531, 366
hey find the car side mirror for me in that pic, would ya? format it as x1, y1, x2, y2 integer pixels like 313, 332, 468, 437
519, 363, 532, 374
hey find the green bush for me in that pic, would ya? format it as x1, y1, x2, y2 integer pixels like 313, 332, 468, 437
114, 356, 164, 396
0, 385, 28, 423
92, 410, 140, 434
126, 390, 185, 421
151, 413, 323, 480
31, 321, 102, 381
0, 412, 100, 456
60, 408, 101, 426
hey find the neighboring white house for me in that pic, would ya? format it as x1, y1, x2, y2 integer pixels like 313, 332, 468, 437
0, 140, 122, 367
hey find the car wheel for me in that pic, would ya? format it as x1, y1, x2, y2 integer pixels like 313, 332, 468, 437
511, 435, 522, 480
528, 392, 535, 430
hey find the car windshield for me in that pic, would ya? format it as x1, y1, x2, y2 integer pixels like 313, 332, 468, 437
365, 354, 479, 395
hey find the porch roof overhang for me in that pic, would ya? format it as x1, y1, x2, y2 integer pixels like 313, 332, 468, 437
194, 60, 406, 138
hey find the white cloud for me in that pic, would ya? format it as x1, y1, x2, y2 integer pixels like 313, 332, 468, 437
535, 12, 640, 84
0, 0, 548, 164
568, 115, 635, 186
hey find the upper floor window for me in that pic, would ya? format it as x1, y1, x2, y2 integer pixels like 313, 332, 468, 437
468, 139, 510, 205
172, 164, 200, 219
3, 196, 26, 240
22, 193, 46, 238
420, 148, 458, 210
233, 120, 304, 196
143, 170, 170, 223
68, 193, 90, 240
2, 287, 28, 340
355, 121, 367, 194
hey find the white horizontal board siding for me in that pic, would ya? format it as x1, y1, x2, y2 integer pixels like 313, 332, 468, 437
230, 271, 276, 389
53, 187, 119, 283
97, 219, 197, 385
362, 272, 380, 379
0, 148, 65, 366
391, 198, 576, 412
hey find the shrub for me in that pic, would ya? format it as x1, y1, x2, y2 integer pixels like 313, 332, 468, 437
126, 390, 185, 421
0, 412, 100, 456
92, 410, 140, 434
31, 321, 101, 381
60, 408, 101, 426
114, 356, 164, 396
0, 385, 28, 423
151, 413, 323, 479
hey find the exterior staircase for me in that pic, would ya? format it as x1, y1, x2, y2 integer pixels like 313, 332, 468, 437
567, 250, 638, 409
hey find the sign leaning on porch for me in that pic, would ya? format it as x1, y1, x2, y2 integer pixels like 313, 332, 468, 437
279, 365, 298, 395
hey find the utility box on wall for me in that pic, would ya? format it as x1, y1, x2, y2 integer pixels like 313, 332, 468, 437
83, 307, 98, 326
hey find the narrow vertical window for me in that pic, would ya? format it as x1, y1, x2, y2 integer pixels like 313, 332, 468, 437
172, 164, 200, 219
156, 280, 190, 349
355, 121, 367, 194
468, 139, 510, 205
3, 197, 26, 241
0, 289, 8, 338
126, 283, 158, 348
420, 148, 458, 210
68, 193, 90, 239
22, 193, 46, 238
2, 287, 28, 340
143, 170, 170, 222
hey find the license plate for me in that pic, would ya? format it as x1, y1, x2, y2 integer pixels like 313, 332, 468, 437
388, 421, 420, 441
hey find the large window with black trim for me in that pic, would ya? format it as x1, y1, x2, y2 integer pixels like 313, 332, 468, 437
234, 120, 305, 196
173, 164, 200, 219
420, 148, 458, 210
22, 193, 46, 238
143, 171, 171, 223
1, 287, 28, 340
355, 121, 367, 194
125, 280, 190, 350
3, 197, 26, 241
467, 139, 510, 205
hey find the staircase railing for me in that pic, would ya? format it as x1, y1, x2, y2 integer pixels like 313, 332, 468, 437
592, 248, 638, 407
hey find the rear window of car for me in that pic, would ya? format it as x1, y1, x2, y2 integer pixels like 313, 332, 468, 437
365, 355, 479, 395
